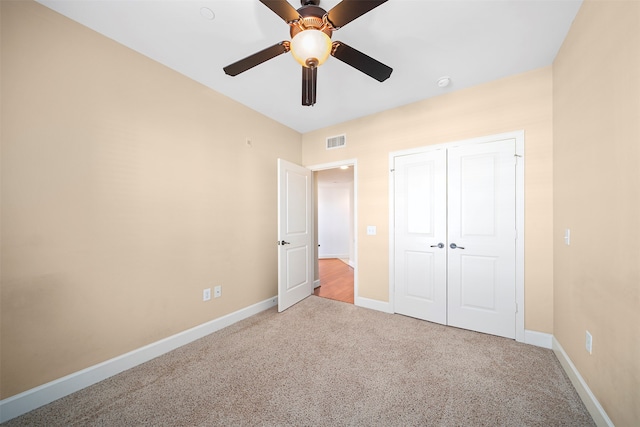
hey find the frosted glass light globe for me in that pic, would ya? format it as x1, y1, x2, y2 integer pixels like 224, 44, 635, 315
290, 29, 332, 68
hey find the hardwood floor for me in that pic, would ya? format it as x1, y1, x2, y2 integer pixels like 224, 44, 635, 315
314, 258, 354, 304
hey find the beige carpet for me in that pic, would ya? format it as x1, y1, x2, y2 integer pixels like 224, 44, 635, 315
4, 296, 594, 426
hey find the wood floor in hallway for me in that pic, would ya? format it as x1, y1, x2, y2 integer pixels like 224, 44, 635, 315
314, 258, 354, 304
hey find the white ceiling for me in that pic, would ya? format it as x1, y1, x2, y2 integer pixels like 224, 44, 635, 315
36, 0, 582, 134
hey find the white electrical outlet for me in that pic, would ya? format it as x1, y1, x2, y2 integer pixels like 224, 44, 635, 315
564, 228, 571, 245
214, 285, 221, 298
585, 330, 593, 354
203, 288, 211, 301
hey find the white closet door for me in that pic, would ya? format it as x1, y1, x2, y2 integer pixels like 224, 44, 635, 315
393, 150, 447, 324
447, 139, 516, 338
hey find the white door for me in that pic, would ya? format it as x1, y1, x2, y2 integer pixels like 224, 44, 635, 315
447, 139, 516, 338
277, 159, 313, 312
393, 139, 517, 339
394, 150, 447, 324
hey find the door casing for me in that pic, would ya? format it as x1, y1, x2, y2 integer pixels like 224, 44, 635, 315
388, 131, 525, 342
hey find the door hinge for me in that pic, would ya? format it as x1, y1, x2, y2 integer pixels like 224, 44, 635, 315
390, 168, 395, 172
515, 302, 519, 313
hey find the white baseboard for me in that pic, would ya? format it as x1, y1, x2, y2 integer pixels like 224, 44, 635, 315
355, 296, 393, 313
313, 279, 320, 289
524, 329, 553, 349
552, 337, 614, 427
0, 296, 278, 423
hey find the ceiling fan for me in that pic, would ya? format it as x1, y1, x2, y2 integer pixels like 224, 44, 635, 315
223, 0, 393, 106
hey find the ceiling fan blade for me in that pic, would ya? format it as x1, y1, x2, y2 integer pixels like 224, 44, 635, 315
326, 0, 388, 29
223, 42, 290, 76
302, 66, 318, 106
331, 41, 392, 82
259, 0, 301, 23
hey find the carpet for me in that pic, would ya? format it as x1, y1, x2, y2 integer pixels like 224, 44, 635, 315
3, 296, 594, 426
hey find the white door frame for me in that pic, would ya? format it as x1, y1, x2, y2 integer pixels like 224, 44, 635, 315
388, 131, 525, 342
306, 159, 358, 304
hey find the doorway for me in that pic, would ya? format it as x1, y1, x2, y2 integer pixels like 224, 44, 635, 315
311, 161, 357, 305
389, 132, 525, 340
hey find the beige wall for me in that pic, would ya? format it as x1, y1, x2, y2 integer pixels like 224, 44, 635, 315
0, 1, 301, 398
302, 67, 554, 334
553, 1, 640, 425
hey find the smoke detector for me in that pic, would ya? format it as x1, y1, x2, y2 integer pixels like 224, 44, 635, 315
437, 76, 451, 88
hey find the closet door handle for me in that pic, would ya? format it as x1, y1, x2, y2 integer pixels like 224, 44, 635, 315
430, 243, 445, 249
450, 243, 465, 250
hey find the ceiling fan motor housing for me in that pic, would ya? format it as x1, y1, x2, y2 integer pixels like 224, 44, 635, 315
290, 5, 333, 39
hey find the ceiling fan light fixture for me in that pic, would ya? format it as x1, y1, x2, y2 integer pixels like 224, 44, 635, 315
290, 29, 332, 68
223, 0, 393, 106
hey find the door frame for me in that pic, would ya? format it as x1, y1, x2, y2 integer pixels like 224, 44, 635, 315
388, 131, 525, 342
306, 159, 358, 304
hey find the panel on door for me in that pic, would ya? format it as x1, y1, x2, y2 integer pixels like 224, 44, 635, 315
447, 139, 516, 338
277, 159, 313, 312
394, 150, 447, 324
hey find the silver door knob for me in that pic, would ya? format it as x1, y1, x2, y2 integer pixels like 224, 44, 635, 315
450, 243, 465, 249
430, 243, 445, 248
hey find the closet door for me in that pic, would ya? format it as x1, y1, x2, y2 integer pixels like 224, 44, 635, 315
393, 150, 447, 324
447, 139, 516, 338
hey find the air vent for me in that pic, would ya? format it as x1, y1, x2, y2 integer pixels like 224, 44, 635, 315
326, 134, 346, 150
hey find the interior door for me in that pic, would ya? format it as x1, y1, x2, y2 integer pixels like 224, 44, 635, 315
394, 150, 447, 324
447, 139, 516, 338
277, 159, 313, 312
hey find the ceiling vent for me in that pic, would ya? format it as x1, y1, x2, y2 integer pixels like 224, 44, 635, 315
326, 134, 346, 150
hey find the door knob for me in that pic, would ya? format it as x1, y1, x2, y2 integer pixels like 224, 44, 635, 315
278, 240, 291, 245
430, 243, 445, 248
450, 243, 465, 249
